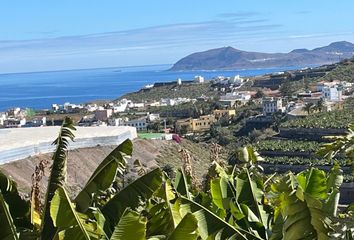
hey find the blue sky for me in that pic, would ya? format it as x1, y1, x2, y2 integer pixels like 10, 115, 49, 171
1, 0, 354, 73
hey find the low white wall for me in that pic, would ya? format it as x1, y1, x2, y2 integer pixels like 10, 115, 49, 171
0, 126, 137, 165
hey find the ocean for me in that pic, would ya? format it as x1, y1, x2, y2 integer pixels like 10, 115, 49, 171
0, 64, 305, 111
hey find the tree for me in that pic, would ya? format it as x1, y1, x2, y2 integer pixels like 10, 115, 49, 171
303, 102, 315, 115
302, 76, 310, 91
149, 121, 161, 132
255, 89, 265, 99
316, 98, 325, 112
279, 80, 295, 97
176, 124, 190, 135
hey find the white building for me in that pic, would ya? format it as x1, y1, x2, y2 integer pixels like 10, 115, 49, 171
144, 84, 154, 89
177, 78, 182, 85
229, 75, 244, 85
262, 97, 284, 115
123, 117, 147, 131
148, 113, 160, 122
128, 102, 145, 109
0, 113, 7, 126
113, 99, 131, 113
322, 86, 343, 102
194, 75, 204, 83
86, 104, 99, 112
52, 104, 61, 111
219, 91, 252, 106
160, 98, 176, 106
316, 80, 341, 92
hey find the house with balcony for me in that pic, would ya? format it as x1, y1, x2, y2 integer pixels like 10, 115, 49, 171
262, 97, 284, 116
175, 114, 216, 133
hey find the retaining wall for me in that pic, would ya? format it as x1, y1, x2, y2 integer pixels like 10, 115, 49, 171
0, 126, 137, 164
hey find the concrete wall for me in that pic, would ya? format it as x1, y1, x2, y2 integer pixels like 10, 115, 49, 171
0, 126, 137, 164
279, 127, 347, 140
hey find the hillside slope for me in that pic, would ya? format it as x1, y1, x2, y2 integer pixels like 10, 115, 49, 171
0, 139, 214, 196
321, 58, 354, 82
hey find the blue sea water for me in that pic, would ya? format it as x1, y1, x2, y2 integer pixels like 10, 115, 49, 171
0, 64, 305, 111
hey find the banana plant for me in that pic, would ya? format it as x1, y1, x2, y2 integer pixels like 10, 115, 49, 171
269, 166, 342, 240
41, 117, 76, 240
0, 117, 349, 239
75, 139, 133, 212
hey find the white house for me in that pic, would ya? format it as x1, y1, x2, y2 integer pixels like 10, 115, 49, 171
148, 113, 160, 122
123, 117, 147, 131
219, 91, 252, 106
128, 102, 145, 108
113, 99, 131, 113
229, 75, 244, 85
108, 117, 128, 126
0, 113, 7, 126
322, 86, 342, 102
262, 97, 284, 115
316, 80, 341, 92
177, 78, 182, 85
160, 98, 176, 106
194, 75, 204, 83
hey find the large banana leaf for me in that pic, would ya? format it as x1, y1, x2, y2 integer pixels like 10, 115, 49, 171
235, 169, 268, 237
50, 186, 90, 240
41, 117, 76, 240
297, 168, 328, 199
101, 168, 163, 235
271, 172, 333, 240
325, 164, 343, 217
146, 181, 179, 237
0, 192, 19, 240
237, 147, 264, 165
210, 177, 232, 211
75, 139, 133, 212
178, 196, 262, 240
0, 171, 31, 229
164, 180, 182, 228
110, 209, 146, 240
167, 213, 198, 240
174, 168, 191, 199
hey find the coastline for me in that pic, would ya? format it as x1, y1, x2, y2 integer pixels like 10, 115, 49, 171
0, 64, 313, 112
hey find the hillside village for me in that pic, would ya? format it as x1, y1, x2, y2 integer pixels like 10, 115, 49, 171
3, 59, 354, 206
1, 59, 353, 137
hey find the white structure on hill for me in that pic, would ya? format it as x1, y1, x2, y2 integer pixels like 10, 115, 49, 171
262, 97, 284, 115
0, 126, 137, 164
322, 85, 342, 102
219, 91, 252, 106
123, 117, 147, 131
194, 75, 204, 83
177, 78, 182, 85
229, 75, 244, 85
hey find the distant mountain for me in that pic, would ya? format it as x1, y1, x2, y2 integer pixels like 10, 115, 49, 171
170, 41, 354, 71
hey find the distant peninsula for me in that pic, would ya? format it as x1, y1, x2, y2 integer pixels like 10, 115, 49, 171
169, 41, 354, 71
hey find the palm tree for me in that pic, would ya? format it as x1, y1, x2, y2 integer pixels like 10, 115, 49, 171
316, 98, 325, 112
303, 102, 315, 115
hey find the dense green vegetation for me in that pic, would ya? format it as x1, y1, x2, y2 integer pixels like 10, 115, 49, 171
256, 139, 320, 152
118, 82, 218, 102
1, 117, 354, 239
263, 156, 327, 166
322, 60, 354, 82
280, 109, 354, 129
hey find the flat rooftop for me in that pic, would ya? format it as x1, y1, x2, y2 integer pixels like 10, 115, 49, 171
0, 126, 137, 151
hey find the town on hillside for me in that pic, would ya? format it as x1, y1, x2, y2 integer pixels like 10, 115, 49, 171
0, 60, 352, 139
